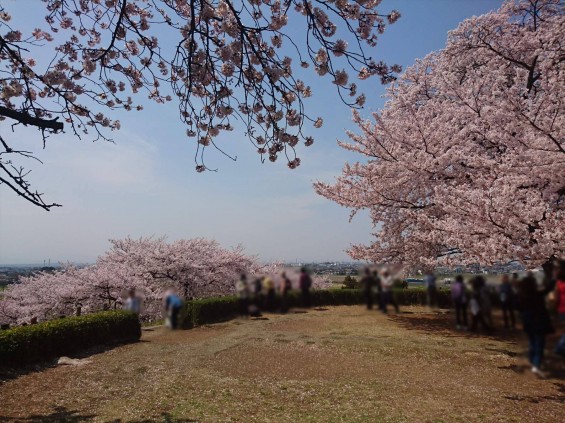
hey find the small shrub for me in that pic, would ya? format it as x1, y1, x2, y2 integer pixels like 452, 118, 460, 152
342, 276, 361, 289
0, 311, 141, 367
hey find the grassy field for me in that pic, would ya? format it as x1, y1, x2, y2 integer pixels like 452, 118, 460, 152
1, 306, 564, 422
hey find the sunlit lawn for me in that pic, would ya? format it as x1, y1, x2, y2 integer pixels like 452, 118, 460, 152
1, 306, 563, 422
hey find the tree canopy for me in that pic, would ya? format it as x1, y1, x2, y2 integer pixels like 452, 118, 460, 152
315, 0, 565, 269
0, 0, 400, 210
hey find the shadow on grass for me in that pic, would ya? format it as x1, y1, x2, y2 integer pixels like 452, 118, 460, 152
389, 310, 565, 380
388, 311, 519, 341
117, 413, 199, 422
0, 410, 199, 423
0, 406, 96, 422
503, 382, 565, 404
0, 339, 143, 383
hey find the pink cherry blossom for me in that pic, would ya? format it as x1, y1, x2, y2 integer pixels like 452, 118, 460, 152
315, 0, 564, 270
0, 0, 401, 210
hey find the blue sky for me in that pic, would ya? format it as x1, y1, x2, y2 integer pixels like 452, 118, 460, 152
0, 0, 504, 265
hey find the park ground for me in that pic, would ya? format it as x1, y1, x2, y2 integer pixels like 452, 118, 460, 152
0, 306, 564, 422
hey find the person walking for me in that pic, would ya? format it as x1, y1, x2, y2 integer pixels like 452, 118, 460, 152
361, 267, 375, 310
381, 269, 399, 314
451, 275, 468, 330
299, 267, 312, 308
518, 273, 554, 377
236, 274, 250, 316
499, 274, 516, 328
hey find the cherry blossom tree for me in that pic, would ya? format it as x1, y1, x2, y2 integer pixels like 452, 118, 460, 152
0, 0, 401, 210
0, 235, 334, 325
97, 236, 259, 299
0, 265, 93, 324
259, 263, 332, 289
0, 236, 263, 324
315, 0, 565, 270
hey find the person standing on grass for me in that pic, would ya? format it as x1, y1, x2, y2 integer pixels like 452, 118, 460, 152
124, 288, 142, 316
299, 267, 312, 308
518, 273, 554, 378
236, 273, 250, 317
372, 269, 383, 311
470, 276, 491, 333
253, 277, 264, 310
263, 275, 276, 311
424, 271, 437, 309
280, 271, 292, 313
361, 267, 375, 310
499, 274, 516, 328
480, 278, 494, 328
381, 269, 399, 314
554, 261, 565, 323
164, 289, 183, 330
553, 261, 565, 357
451, 275, 468, 330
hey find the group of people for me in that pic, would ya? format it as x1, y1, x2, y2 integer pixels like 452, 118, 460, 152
449, 261, 565, 377
450, 274, 496, 332
360, 267, 399, 314
235, 268, 313, 316
121, 261, 565, 378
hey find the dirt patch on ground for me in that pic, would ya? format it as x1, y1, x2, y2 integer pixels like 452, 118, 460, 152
0, 306, 563, 422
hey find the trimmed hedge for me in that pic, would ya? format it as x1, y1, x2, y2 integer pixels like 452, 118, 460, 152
179, 288, 463, 329
181, 296, 240, 329
0, 310, 141, 366
180, 289, 377, 328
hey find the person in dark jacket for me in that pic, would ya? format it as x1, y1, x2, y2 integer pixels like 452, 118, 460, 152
499, 274, 516, 328
451, 275, 468, 330
373, 270, 383, 311
280, 271, 292, 313
518, 273, 554, 377
361, 267, 376, 310
470, 276, 491, 332
299, 267, 312, 308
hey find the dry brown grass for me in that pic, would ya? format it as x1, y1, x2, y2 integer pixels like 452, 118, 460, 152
1, 306, 564, 422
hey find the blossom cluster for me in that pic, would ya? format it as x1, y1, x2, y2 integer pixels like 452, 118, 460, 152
315, 0, 565, 269
0, 0, 401, 204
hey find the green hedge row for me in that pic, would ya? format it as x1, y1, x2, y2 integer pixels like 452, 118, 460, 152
0, 310, 141, 366
181, 296, 240, 328
180, 288, 454, 328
